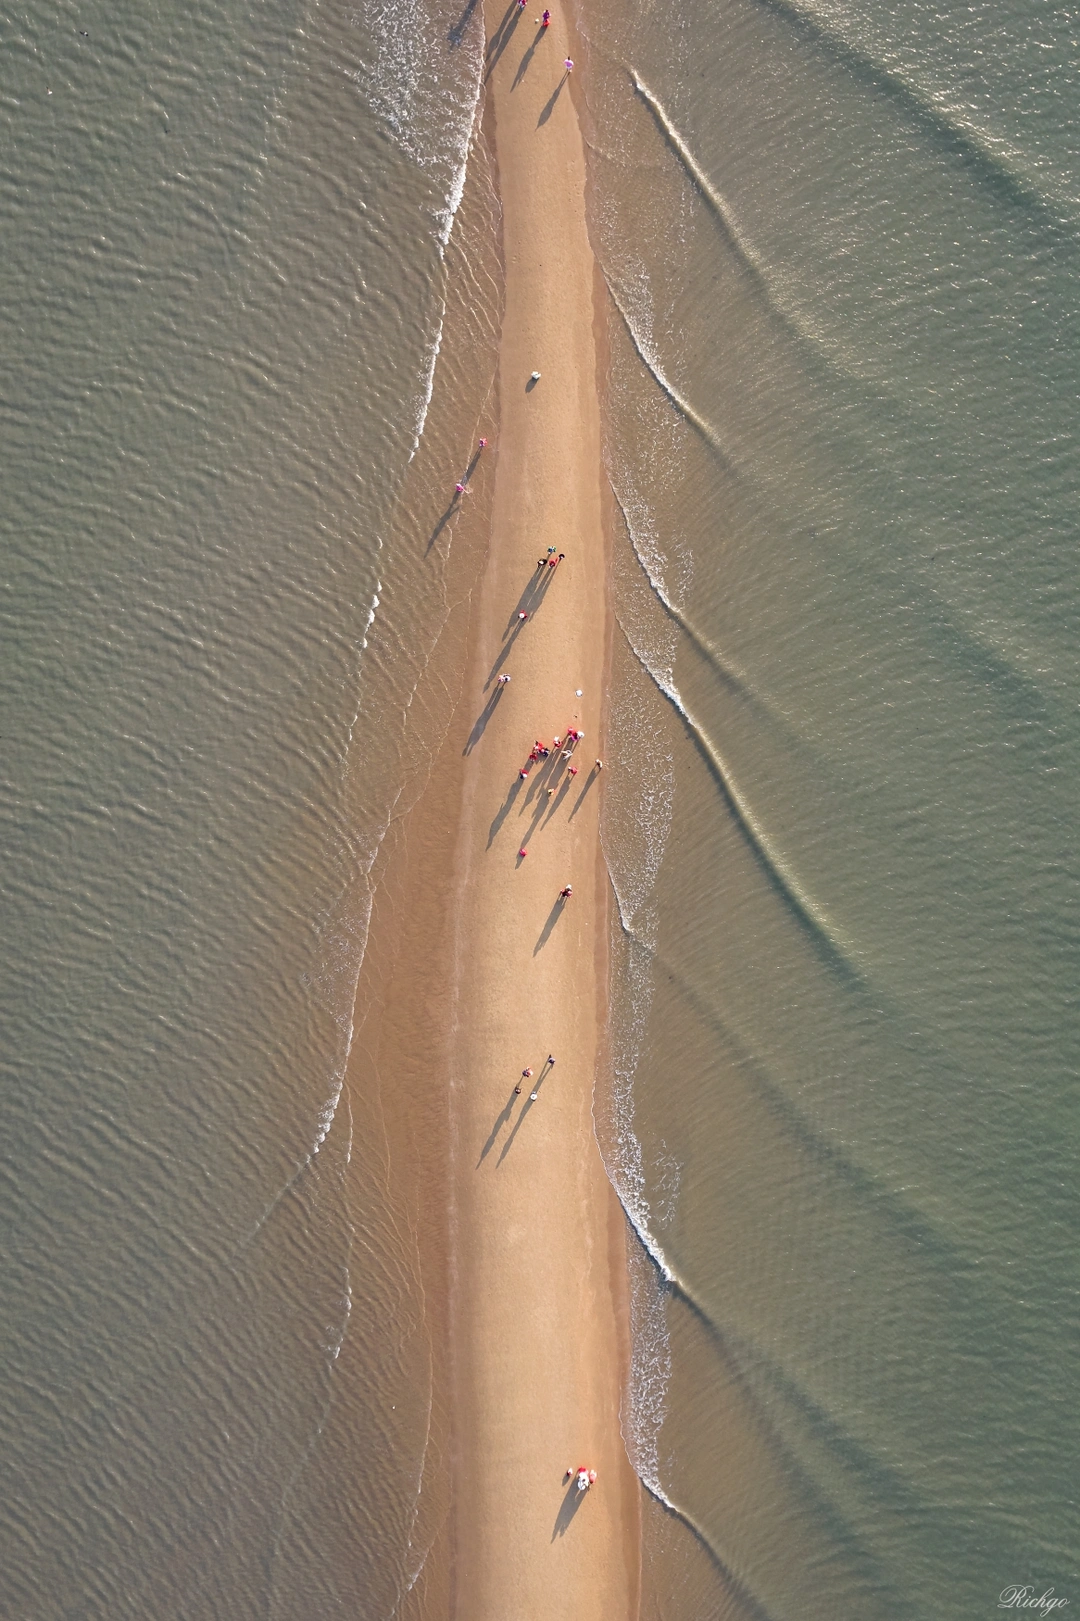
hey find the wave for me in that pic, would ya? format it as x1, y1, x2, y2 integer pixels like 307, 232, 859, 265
605, 280, 737, 471
629, 71, 772, 289
617, 616, 863, 981
748, 0, 1076, 231
611, 480, 755, 704
354, 0, 484, 460
641, 1475, 780, 1621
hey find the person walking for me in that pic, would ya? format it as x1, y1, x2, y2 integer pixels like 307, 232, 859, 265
564, 56, 573, 72
498, 673, 511, 684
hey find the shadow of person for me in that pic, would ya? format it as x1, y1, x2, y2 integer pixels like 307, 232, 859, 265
506, 563, 554, 632
497, 1073, 547, 1164
485, 0, 518, 56
533, 894, 566, 955
485, 3, 523, 79
535, 768, 572, 832
552, 1479, 588, 1539
464, 684, 505, 755
427, 497, 459, 553
537, 73, 567, 126
520, 748, 559, 811
448, 0, 480, 45
511, 30, 542, 90
488, 774, 524, 847
477, 1086, 520, 1165
567, 763, 599, 818
485, 615, 529, 686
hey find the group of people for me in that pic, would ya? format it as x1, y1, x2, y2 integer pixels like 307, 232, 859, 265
513, 1, 573, 69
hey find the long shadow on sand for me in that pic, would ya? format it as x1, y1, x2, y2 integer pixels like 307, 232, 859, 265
427, 497, 459, 553
464, 683, 505, 755
496, 1060, 551, 1164
511, 28, 544, 90
533, 895, 567, 955
477, 1085, 520, 1165
505, 562, 556, 634
552, 1479, 588, 1539
488, 774, 524, 847
538, 73, 568, 126
567, 763, 600, 819
485, 2, 523, 79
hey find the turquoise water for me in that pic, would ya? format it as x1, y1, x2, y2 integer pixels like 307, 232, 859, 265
1, 0, 1077, 1615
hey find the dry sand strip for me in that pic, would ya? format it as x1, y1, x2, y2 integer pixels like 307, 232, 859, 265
446, 5, 640, 1616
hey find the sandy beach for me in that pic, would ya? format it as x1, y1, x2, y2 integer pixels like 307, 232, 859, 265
445, 4, 638, 1613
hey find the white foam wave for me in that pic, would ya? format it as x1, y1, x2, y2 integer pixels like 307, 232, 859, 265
352, 0, 484, 459
619, 615, 860, 973
607, 278, 734, 464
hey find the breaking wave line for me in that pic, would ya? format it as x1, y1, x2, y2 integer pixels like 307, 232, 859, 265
612, 482, 754, 702
629, 71, 771, 289
618, 619, 862, 981
606, 282, 736, 469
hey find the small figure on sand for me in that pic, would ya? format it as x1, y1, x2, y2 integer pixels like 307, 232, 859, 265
455, 481, 465, 495
568, 765, 577, 776
560, 885, 573, 900
574, 1467, 597, 1491
519, 766, 530, 779
518, 847, 528, 858
478, 437, 487, 449
547, 1054, 555, 1065
518, 610, 529, 621
564, 56, 573, 72
595, 758, 603, 770
498, 673, 511, 684
522, 1067, 534, 1079
540, 8, 551, 26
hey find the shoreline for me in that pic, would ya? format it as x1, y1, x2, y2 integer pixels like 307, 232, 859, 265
342, 3, 639, 1613
445, 4, 639, 1610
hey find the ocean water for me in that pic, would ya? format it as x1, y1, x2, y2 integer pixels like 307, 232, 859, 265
2, 0, 1077, 1617
0, 0, 494, 1614
580, 0, 1080, 1615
